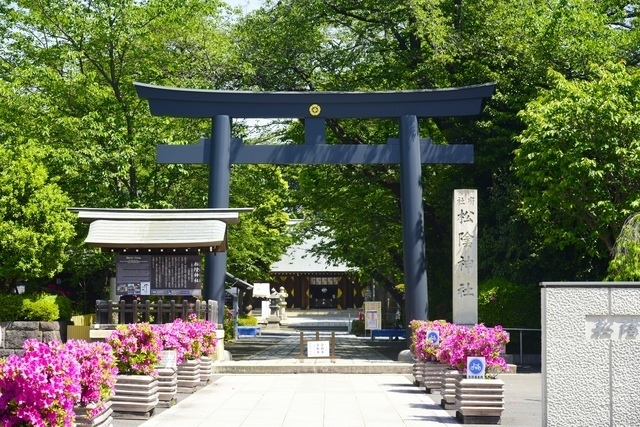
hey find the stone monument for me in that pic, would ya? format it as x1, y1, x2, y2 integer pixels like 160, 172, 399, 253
452, 189, 478, 325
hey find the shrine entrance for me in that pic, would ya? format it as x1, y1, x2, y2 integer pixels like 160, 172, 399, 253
135, 83, 495, 326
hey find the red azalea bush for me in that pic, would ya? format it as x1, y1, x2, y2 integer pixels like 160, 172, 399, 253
153, 316, 218, 365
411, 319, 510, 373
188, 316, 217, 358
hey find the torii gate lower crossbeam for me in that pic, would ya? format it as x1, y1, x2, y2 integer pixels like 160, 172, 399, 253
136, 83, 495, 326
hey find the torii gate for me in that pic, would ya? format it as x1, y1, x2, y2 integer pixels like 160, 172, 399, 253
135, 83, 495, 325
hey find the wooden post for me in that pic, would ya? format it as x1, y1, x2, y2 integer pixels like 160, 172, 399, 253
331, 332, 336, 358
144, 300, 151, 322
118, 300, 126, 324
195, 300, 201, 319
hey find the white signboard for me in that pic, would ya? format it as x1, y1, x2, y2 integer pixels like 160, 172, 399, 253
307, 340, 330, 357
363, 301, 382, 331
158, 349, 177, 369
253, 282, 271, 298
365, 310, 379, 330
261, 300, 271, 321
453, 189, 478, 325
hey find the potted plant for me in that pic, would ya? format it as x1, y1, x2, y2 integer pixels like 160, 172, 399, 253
106, 323, 162, 417
188, 315, 218, 384
65, 340, 117, 427
152, 321, 189, 406
410, 319, 454, 393
436, 324, 510, 423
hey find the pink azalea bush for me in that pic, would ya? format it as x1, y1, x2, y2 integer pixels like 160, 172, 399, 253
107, 322, 162, 376
153, 319, 193, 364
188, 315, 217, 358
65, 340, 117, 417
410, 319, 456, 362
0, 339, 81, 427
436, 323, 510, 373
152, 316, 217, 365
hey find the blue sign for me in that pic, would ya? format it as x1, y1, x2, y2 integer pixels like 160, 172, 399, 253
427, 330, 439, 345
467, 357, 486, 379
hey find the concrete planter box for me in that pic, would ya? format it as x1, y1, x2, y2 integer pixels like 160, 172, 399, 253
156, 368, 178, 407
440, 369, 464, 409
73, 400, 113, 427
412, 360, 424, 385
455, 378, 505, 424
199, 355, 212, 385
176, 358, 200, 393
422, 361, 447, 394
111, 374, 159, 419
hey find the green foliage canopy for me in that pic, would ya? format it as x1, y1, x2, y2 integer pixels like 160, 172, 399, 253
0, 0, 293, 290
514, 62, 640, 260
0, 143, 75, 292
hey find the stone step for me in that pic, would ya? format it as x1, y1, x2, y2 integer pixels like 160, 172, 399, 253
212, 362, 412, 374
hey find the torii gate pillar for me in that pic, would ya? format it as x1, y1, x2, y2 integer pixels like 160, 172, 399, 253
205, 115, 232, 314
399, 115, 428, 324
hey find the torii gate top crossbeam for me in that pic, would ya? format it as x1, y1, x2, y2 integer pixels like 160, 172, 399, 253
134, 82, 495, 119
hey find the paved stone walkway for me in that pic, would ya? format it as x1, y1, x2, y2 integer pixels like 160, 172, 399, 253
140, 374, 460, 427
112, 310, 541, 427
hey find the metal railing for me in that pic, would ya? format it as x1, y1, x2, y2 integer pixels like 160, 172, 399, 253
504, 327, 541, 366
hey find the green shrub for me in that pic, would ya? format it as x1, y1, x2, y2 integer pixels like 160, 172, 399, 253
238, 314, 258, 326
22, 295, 59, 321
478, 278, 540, 328
223, 308, 234, 341
351, 319, 365, 336
53, 294, 73, 320
0, 292, 73, 321
0, 294, 23, 321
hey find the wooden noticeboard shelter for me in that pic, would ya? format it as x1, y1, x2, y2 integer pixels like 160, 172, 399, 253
70, 208, 252, 298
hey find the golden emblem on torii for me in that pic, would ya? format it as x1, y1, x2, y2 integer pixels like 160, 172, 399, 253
309, 104, 321, 116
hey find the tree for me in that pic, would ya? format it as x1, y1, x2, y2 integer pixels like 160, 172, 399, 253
514, 62, 640, 263
0, 0, 294, 295
227, 164, 294, 281
232, 0, 640, 307
0, 142, 75, 293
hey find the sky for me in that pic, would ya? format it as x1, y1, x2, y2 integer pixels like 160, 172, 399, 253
225, 0, 263, 12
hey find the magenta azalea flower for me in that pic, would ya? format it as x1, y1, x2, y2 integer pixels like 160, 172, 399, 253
0, 339, 81, 427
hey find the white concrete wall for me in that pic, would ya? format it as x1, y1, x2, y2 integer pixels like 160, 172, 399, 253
542, 282, 640, 427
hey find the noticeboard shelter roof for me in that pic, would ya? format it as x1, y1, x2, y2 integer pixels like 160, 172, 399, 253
69, 208, 253, 254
